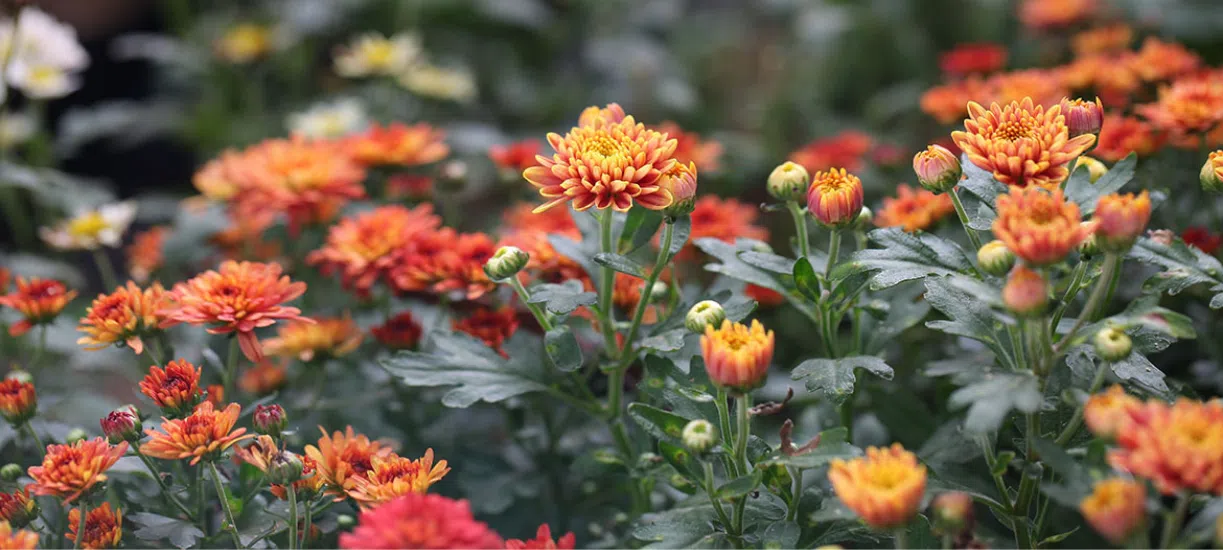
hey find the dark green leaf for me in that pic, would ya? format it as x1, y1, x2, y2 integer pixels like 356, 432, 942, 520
741, 250, 796, 275
620, 208, 663, 254
1065, 154, 1136, 214
793, 257, 821, 302
1184, 498, 1223, 546
1038, 527, 1080, 546
544, 326, 582, 372
832, 228, 973, 290
380, 333, 549, 407
696, 237, 785, 291
947, 372, 1042, 433
792, 356, 894, 405
594, 252, 647, 278
958, 153, 1008, 208
548, 234, 597, 282
723, 295, 758, 322
639, 329, 688, 353
629, 402, 692, 444
128, 512, 207, 549
762, 521, 801, 549
659, 440, 700, 482
668, 217, 692, 257
527, 280, 597, 315
716, 470, 764, 500
903, 515, 939, 550
633, 505, 719, 548
1129, 236, 1223, 307
924, 275, 1009, 359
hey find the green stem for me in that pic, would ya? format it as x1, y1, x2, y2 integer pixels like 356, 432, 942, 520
29, 324, 47, 370
506, 276, 552, 331
786, 201, 811, 258
702, 461, 733, 532
22, 423, 44, 458
1054, 357, 1112, 445
1049, 261, 1090, 333
146, 337, 167, 368
1159, 493, 1190, 549
208, 461, 243, 548
72, 501, 87, 550
785, 466, 803, 522
616, 221, 675, 370
92, 250, 119, 290
223, 337, 240, 402
894, 527, 908, 550
839, 400, 855, 443
301, 496, 312, 549
287, 485, 298, 550
195, 465, 205, 529
1095, 256, 1124, 322
730, 394, 751, 536
596, 211, 619, 356
1053, 254, 1120, 358
1013, 464, 1042, 549
715, 387, 736, 469
949, 188, 984, 251
136, 450, 195, 519
825, 229, 842, 281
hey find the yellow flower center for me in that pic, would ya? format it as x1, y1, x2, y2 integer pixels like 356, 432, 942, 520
584, 134, 626, 159
864, 464, 912, 490
68, 212, 109, 238
362, 42, 395, 68
995, 119, 1035, 141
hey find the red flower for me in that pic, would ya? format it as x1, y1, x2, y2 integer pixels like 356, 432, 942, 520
371, 311, 424, 350
453, 307, 519, 356
788, 131, 872, 174
338, 493, 503, 549
506, 524, 576, 549
489, 140, 541, 173
0, 277, 77, 336
1183, 226, 1222, 255
939, 43, 1007, 77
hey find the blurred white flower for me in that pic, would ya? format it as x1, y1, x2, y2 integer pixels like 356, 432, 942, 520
40, 201, 138, 251
0, 7, 89, 99
6, 61, 78, 99
0, 110, 36, 148
398, 64, 477, 103
334, 32, 421, 78
286, 98, 368, 139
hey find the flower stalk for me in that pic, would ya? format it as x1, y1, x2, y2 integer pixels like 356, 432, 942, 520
208, 461, 243, 548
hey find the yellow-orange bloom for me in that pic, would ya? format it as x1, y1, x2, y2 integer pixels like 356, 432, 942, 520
1130, 38, 1202, 83
0, 277, 76, 336
524, 103, 678, 213
126, 226, 167, 283
28, 437, 128, 503
1093, 191, 1150, 252
1019, 0, 1096, 29
264, 316, 363, 362
77, 281, 168, 355
0, 522, 38, 550
66, 502, 122, 550
993, 187, 1094, 266
139, 360, 202, 416
874, 185, 955, 233
214, 24, 273, 64
1072, 25, 1133, 56
1094, 114, 1164, 162
1080, 478, 1146, 545
307, 204, 442, 296
161, 261, 309, 362
700, 320, 774, 391
1110, 398, 1223, 495
828, 444, 927, 530
303, 426, 394, 499
140, 402, 254, 465
807, 168, 864, 227
0, 379, 35, 426
346, 450, 450, 507
1084, 385, 1143, 440
952, 98, 1095, 189
344, 123, 449, 167
1138, 78, 1223, 144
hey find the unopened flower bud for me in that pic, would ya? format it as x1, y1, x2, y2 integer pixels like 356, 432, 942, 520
266, 451, 305, 485
0, 486, 36, 528
855, 206, 873, 230
99, 407, 142, 444
1201, 151, 1223, 194
1079, 226, 1100, 258
438, 160, 468, 192
977, 240, 1015, 276
483, 246, 529, 282
662, 162, 698, 218
1061, 97, 1104, 139
253, 404, 287, 438
767, 161, 810, 202
0, 463, 22, 482
930, 491, 974, 536
337, 514, 356, 529
681, 419, 717, 454
648, 281, 669, 303
1075, 156, 1107, 183
1003, 266, 1048, 317
65, 428, 87, 445
685, 300, 726, 334
0, 378, 35, 427
1094, 327, 1132, 362
913, 145, 961, 194
4, 371, 31, 384
1094, 191, 1150, 253
808, 168, 864, 227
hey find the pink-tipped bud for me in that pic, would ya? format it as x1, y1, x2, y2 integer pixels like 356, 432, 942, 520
931, 491, 974, 536
913, 145, 961, 194
253, 404, 287, 438
1003, 266, 1048, 317
807, 168, 864, 227
99, 406, 142, 444
1060, 97, 1104, 139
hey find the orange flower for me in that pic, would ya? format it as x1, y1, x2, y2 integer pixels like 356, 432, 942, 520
344, 123, 449, 167
270, 454, 327, 501
874, 184, 955, 233
140, 402, 254, 465
953, 98, 1096, 189
988, 69, 1068, 108
828, 444, 927, 530
223, 137, 367, 232
0, 277, 76, 336
1080, 478, 1146, 545
1084, 385, 1144, 439
498, 230, 586, 284
1094, 191, 1151, 252
453, 307, 519, 356
139, 360, 202, 416
264, 316, 363, 362
1003, 266, 1049, 317
506, 524, 577, 550
192, 150, 245, 202
0, 268, 9, 295
28, 437, 127, 503
744, 284, 785, 308
807, 168, 864, 227
239, 360, 287, 396
921, 78, 992, 125
1093, 114, 1164, 162
234, 434, 279, 471
1072, 25, 1133, 56
1138, 77, 1223, 144
304, 426, 394, 499
338, 493, 503, 549
66, 502, 122, 550
371, 311, 424, 350
939, 43, 1007, 77
391, 229, 497, 300
0, 522, 38, 550
126, 226, 166, 283
346, 450, 450, 507
0, 379, 35, 426
308, 204, 442, 296
1019, 0, 1096, 29
788, 131, 872, 174
208, 214, 281, 262
161, 261, 309, 362
701, 320, 775, 392
1060, 97, 1104, 139
680, 196, 769, 262
993, 187, 1093, 266
502, 202, 579, 237
489, 140, 542, 173
77, 281, 168, 355
654, 121, 723, 171
1130, 38, 1201, 83
204, 385, 224, 408
0, 488, 36, 528
524, 103, 678, 213
1110, 398, 1223, 495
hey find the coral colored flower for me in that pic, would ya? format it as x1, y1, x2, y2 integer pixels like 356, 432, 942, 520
0, 522, 38, 550
659, 161, 699, 217
77, 281, 168, 355
1003, 266, 1049, 316
344, 123, 449, 168
489, 140, 542, 173
264, 316, 363, 362
654, 121, 723, 171
0, 379, 35, 426
1093, 191, 1151, 251
524, 103, 678, 213
921, 78, 992, 125
1019, 0, 1096, 29
339, 493, 503, 549
141, 402, 253, 465
577, 103, 627, 127
386, 173, 434, 200
993, 187, 1094, 266
161, 261, 309, 362
204, 385, 224, 408
391, 229, 497, 300
371, 311, 424, 350
0, 488, 36, 528
788, 131, 872, 174
681, 196, 770, 261
221, 138, 367, 232
239, 360, 287, 396
1080, 478, 1146, 545
744, 284, 785, 308
875, 185, 955, 233
828, 444, 927, 530
28, 437, 127, 503
346, 450, 450, 507
126, 226, 167, 283
208, 214, 282, 262
1130, 38, 1201, 83
502, 202, 579, 237
953, 98, 1096, 189
304, 426, 394, 499
0, 277, 76, 336
234, 435, 280, 472
1183, 226, 1222, 255
334, 32, 421, 78
1060, 97, 1104, 139
1138, 78, 1223, 143
506, 524, 576, 550
701, 320, 775, 391
139, 360, 202, 416
988, 69, 1068, 108
308, 204, 442, 296
1093, 114, 1163, 162
913, 144, 962, 193
939, 43, 1007, 76
1084, 385, 1143, 440
40, 201, 137, 251
193, 150, 245, 202
215, 23, 273, 64
66, 502, 122, 550
807, 168, 864, 227
1110, 398, 1223, 495
1072, 25, 1133, 56
453, 307, 519, 356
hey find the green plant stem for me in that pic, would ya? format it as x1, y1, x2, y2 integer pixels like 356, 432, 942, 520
301, 497, 312, 549
287, 485, 298, 550
596, 211, 619, 357
147, 337, 167, 368
1095, 256, 1124, 322
22, 423, 44, 458
207, 461, 243, 548
92, 249, 119, 290
702, 461, 733, 532
1049, 260, 1090, 333
223, 337, 240, 402
715, 388, 736, 471
786, 201, 811, 258
617, 221, 674, 369
730, 394, 751, 536
825, 229, 842, 281
785, 466, 802, 522
29, 325, 47, 370
949, 188, 984, 251
136, 450, 195, 519
1053, 254, 1120, 358
1013, 464, 1042, 549
194, 465, 205, 528
1159, 493, 1190, 549
1054, 357, 1112, 445
894, 528, 908, 550
506, 276, 552, 331
72, 501, 87, 550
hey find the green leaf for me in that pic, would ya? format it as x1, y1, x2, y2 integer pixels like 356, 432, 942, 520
619, 208, 663, 254
924, 275, 1009, 359
544, 326, 582, 372
1065, 153, 1136, 214
947, 371, 1043, 433
633, 505, 719, 548
793, 257, 821, 302
1038, 527, 1081, 546
716, 470, 764, 500
668, 216, 692, 257
629, 402, 692, 444
741, 250, 797, 275
792, 356, 894, 405
833, 228, 974, 290
1129, 236, 1223, 307
380, 332, 549, 408
723, 295, 758, 322
759, 427, 862, 469
593, 252, 648, 278
659, 440, 700, 482
958, 153, 1008, 207
639, 329, 688, 353
903, 515, 939, 550
128, 512, 207, 549
527, 280, 597, 315
548, 234, 597, 283
696, 237, 785, 291
761, 521, 801, 549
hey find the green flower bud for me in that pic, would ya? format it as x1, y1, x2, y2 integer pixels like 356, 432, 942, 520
266, 451, 305, 485
483, 246, 530, 282
685, 300, 727, 334
64, 428, 88, 445
681, 419, 717, 454
1202, 152, 1223, 193
1094, 327, 1132, 362
977, 240, 1015, 277
336, 514, 356, 529
767, 161, 810, 203
0, 463, 23, 482
855, 206, 873, 230
648, 281, 669, 303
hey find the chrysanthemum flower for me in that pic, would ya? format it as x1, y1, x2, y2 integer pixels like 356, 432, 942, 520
339, 493, 503, 549
270, 454, 327, 501
993, 187, 1094, 266
788, 131, 872, 174
347, 450, 450, 507
1080, 478, 1146, 545
1019, 0, 1096, 29
0, 268, 9, 295
875, 184, 955, 233
0, 379, 35, 427
192, 150, 245, 202
952, 98, 1095, 189
139, 360, 202, 416
344, 123, 449, 168
204, 385, 225, 408
0, 487, 36, 528
1094, 192, 1151, 252
654, 121, 723, 171
988, 70, 1068, 108
66, 501, 122, 550
0, 277, 76, 336
1130, 38, 1202, 83
140, 402, 254, 465
307, 205, 442, 296
304, 426, 394, 499
523, 103, 678, 213
371, 311, 424, 350
828, 444, 927, 530
701, 320, 775, 392
161, 261, 309, 362
391, 229, 497, 300
28, 437, 127, 503
397, 64, 477, 103
807, 168, 864, 227
921, 78, 992, 125
489, 140, 542, 174
0, 521, 38, 550
208, 214, 281, 262
99, 407, 141, 444
1003, 266, 1049, 316
287, 98, 368, 140
453, 307, 519, 356
913, 145, 962, 194
1084, 385, 1143, 440
1056, 55, 1140, 108
1093, 114, 1164, 162
239, 360, 287, 396
939, 43, 1007, 77
745, 284, 785, 308
214, 23, 273, 64
125, 226, 166, 283
229, 137, 368, 232
689, 195, 770, 246
1138, 78, 1223, 144
264, 316, 363, 362
39, 201, 137, 251
1183, 226, 1222, 255
234, 434, 279, 471
1072, 25, 1133, 56
1110, 398, 1223, 495
333, 32, 421, 78
506, 524, 577, 550
77, 281, 167, 355
502, 202, 579, 237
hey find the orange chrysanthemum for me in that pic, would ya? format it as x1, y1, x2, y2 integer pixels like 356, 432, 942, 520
161, 261, 309, 362
0, 522, 38, 550
1019, 0, 1096, 29
524, 103, 678, 213
453, 307, 519, 356
1080, 478, 1146, 545
1094, 191, 1151, 251
208, 214, 282, 262
307, 204, 442, 296
952, 98, 1096, 189
344, 123, 449, 167
808, 168, 865, 227
682, 196, 770, 262
874, 184, 955, 233
66, 502, 122, 550
0, 277, 76, 337
346, 450, 450, 507
140, 402, 255, 465
828, 444, 927, 530
502, 202, 579, 237
654, 121, 723, 171
0, 488, 36, 528
921, 78, 992, 125
371, 311, 424, 350
264, 316, 363, 362
993, 187, 1094, 266
1138, 77, 1223, 145
126, 225, 167, 283
204, 385, 225, 408
1093, 114, 1164, 162
338, 493, 503, 549
77, 281, 168, 355
0, 379, 35, 426
1130, 38, 1201, 83
385, 173, 434, 201
1084, 385, 1143, 440
304, 426, 394, 499
744, 284, 785, 308
1110, 398, 1223, 495
28, 437, 127, 503
139, 360, 202, 416
1057, 55, 1141, 108
270, 454, 327, 501
988, 69, 1068, 108
239, 359, 287, 396
489, 140, 542, 173
506, 525, 577, 550
788, 131, 872, 174
391, 229, 497, 300
0, 268, 9, 295
193, 149, 245, 202
939, 43, 1007, 77
701, 320, 775, 392
1072, 25, 1133, 56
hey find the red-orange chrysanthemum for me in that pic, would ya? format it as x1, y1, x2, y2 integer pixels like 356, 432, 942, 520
77, 281, 168, 355
788, 131, 872, 174
506, 525, 577, 550
371, 311, 424, 350
161, 261, 309, 362
139, 360, 202, 416
1093, 114, 1164, 162
489, 140, 542, 173
0, 379, 35, 426
140, 401, 254, 465
1072, 25, 1133, 56
391, 229, 497, 300
654, 121, 723, 171
264, 316, 363, 362
126, 225, 167, 283
304, 426, 394, 499
307, 204, 442, 296
28, 437, 127, 503
66, 502, 122, 550
1138, 77, 1223, 145
1084, 385, 1143, 440
921, 78, 992, 125
1018, 0, 1096, 30
0, 277, 76, 336
0, 487, 37, 528
338, 493, 503, 549
524, 103, 678, 213
988, 69, 1068, 108
939, 43, 1007, 77
344, 123, 449, 167
1130, 38, 1202, 83
681, 196, 769, 262
346, 450, 450, 507
1109, 398, 1223, 495
238, 359, 287, 396
453, 307, 519, 356
993, 187, 1094, 266
874, 184, 955, 233
0, 521, 38, 550
952, 98, 1096, 189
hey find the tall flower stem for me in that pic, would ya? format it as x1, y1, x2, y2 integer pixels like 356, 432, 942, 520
1049, 261, 1090, 333
287, 485, 298, 550
301, 497, 313, 549
615, 221, 675, 371
785, 466, 803, 522
1159, 493, 1190, 549
29, 325, 47, 370
949, 188, 984, 251
1052, 253, 1120, 358
72, 501, 87, 550
786, 202, 811, 258
1054, 356, 1112, 445
506, 276, 552, 331
894, 528, 908, 550
824, 229, 842, 281
136, 450, 195, 519
147, 338, 167, 368
223, 337, 240, 401
22, 423, 44, 458
730, 394, 752, 536
596, 211, 619, 356
208, 461, 243, 548
91, 250, 119, 290
702, 461, 733, 533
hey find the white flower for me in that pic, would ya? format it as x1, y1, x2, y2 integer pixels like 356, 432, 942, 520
2, 7, 89, 71
0, 110, 36, 148
6, 61, 78, 99
333, 32, 421, 78
286, 98, 368, 139
40, 201, 138, 251
398, 64, 477, 103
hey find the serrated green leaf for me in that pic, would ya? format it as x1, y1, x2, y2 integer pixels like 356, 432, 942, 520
947, 372, 1042, 433
958, 153, 1008, 207
639, 329, 688, 353
696, 237, 785, 290
741, 250, 796, 275
629, 402, 692, 444
716, 470, 764, 500
833, 228, 973, 290
762, 521, 801, 549
380, 333, 549, 407
792, 356, 894, 405
544, 326, 582, 372
1065, 154, 1136, 214
128, 512, 207, 549
527, 280, 597, 315
924, 275, 1009, 359
594, 252, 648, 278
633, 505, 719, 548
1129, 236, 1223, 306
793, 256, 821, 302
